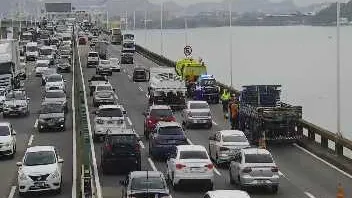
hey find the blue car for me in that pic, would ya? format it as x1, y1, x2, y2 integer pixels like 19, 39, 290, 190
149, 121, 188, 159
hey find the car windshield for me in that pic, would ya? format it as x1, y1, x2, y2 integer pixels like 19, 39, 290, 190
179, 151, 208, 159
189, 102, 209, 109
222, 135, 248, 142
0, 125, 10, 136
40, 103, 63, 114
27, 46, 37, 52
131, 177, 165, 190
46, 91, 65, 98
89, 53, 98, 57
98, 108, 123, 117
245, 154, 273, 163
47, 75, 62, 82
100, 60, 110, 65
150, 109, 172, 117
159, 126, 183, 135
96, 86, 112, 91
40, 48, 52, 55
24, 151, 56, 166
91, 76, 106, 81
6, 92, 26, 100
200, 79, 216, 86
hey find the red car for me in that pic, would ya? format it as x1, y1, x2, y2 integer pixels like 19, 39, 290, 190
79, 36, 87, 45
143, 105, 176, 139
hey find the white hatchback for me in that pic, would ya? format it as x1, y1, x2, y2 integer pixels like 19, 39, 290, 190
109, 58, 121, 72
17, 146, 64, 195
45, 74, 66, 92
166, 145, 214, 190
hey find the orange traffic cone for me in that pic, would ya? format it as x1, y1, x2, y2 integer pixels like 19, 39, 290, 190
337, 183, 344, 198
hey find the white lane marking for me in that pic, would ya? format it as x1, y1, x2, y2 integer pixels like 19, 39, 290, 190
214, 167, 222, 176
127, 117, 132, 126
27, 135, 34, 146
8, 186, 16, 198
212, 120, 218, 126
139, 141, 145, 149
304, 192, 316, 198
294, 143, 352, 179
138, 86, 143, 92
187, 138, 193, 145
34, 119, 38, 128
72, 41, 77, 198
148, 157, 157, 171
77, 41, 103, 198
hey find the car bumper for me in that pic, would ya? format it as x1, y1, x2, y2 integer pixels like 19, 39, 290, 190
94, 99, 115, 106
186, 118, 212, 125
240, 175, 280, 187
18, 178, 61, 193
3, 108, 27, 115
38, 122, 65, 130
174, 171, 214, 185
0, 145, 13, 156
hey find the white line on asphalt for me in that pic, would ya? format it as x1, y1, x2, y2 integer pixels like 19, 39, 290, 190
78, 42, 103, 198
148, 157, 157, 171
72, 41, 77, 198
294, 143, 352, 179
27, 135, 34, 146
187, 138, 193, 145
212, 120, 218, 126
304, 192, 316, 198
138, 86, 143, 92
127, 117, 132, 126
7, 186, 16, 198
139, 141, 145, 149
34, 119, 38, 128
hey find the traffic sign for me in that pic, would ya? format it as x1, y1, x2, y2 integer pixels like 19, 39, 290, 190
184, 45, 192, 56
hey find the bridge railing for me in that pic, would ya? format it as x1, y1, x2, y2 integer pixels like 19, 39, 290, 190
135, 44, 352, 171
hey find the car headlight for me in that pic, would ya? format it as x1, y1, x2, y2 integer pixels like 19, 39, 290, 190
18, 172, 29, 181
50, 169, 60, 179
4, 142, 12, 147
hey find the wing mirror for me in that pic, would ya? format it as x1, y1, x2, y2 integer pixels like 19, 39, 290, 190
16, 162, 23, 167
12, 130, 16, 135
27, 97, 30, 101
58, 158, 64, 163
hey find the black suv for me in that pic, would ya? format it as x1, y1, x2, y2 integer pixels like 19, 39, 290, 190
101, 132, 141, 174
37, 101, 66, 132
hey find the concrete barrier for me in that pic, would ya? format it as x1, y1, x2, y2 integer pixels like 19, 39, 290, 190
135, 44, 352, 174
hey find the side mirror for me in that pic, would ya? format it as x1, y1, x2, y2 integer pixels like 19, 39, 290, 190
58, 158, 64, 163
16, 162, 23, 166
123, 110, 127, 115
27, 97, 30, 101
12, 130, 16, 135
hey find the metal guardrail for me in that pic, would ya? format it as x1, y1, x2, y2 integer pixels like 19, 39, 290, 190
135, 44, 352, 162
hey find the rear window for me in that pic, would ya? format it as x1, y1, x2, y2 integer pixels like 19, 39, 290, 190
158, 126, 183, 135
222, 135, 248, 142
134, 71, 145, 75
245, 154, 273, 163
98, 108, 122, 117
150, 109, 172, 117
131, 177, 165, 190
89, 53, 98, 57
110, 135, 136, 144
179, 151, 208, 159
189, 102, 208, 109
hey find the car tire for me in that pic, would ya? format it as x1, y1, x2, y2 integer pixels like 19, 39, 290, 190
55, 177, 62, 194
172, 173, 179, 191
272, 185, 279, 194
9, 145, 15, 159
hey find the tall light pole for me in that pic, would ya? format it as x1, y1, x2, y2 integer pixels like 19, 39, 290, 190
184, 17, 188, 45
160, 2, 164, 56
144, 10, 147, 45
229, 0, 233, 88
336, 1, 342, 138
133, 11, 136, 30
106, 11, 109, 31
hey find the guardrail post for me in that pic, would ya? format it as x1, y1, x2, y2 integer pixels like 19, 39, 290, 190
335, 140, 343, 156
308, 128, 315, 141
321, 136, 328, 148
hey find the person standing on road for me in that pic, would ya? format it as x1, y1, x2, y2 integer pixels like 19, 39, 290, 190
220, 89, 231, 119
228, 95, 239, 130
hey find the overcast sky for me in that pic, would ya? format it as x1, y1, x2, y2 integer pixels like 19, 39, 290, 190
149, 0, 347, 7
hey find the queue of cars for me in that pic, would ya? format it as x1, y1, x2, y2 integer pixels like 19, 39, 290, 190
0, 18, 75, 196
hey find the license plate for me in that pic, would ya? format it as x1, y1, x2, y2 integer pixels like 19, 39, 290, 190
257, 180, 266, 184
34, 182, 45, 187
190, 167, 203, 172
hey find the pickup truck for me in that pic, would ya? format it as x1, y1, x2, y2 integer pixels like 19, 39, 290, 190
88, 75, 108, 96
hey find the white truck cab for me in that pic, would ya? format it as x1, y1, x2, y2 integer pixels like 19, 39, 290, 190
25, 42, 38, 61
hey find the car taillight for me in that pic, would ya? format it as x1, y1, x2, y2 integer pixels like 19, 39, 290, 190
242, 167, 252, 173
271, 166, 279, 172
105, 144, 112, 152
170, 116, 176, 122
205, 163, 214, 169
219, 147, 229, 151
176, 163, 186, 170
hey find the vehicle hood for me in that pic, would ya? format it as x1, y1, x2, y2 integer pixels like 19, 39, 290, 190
39, 113, 64, 119
58, 63, 71, 68
21, 163, 58, 176
44, 98, 66, 103
46, 82, 64, 87
4, 100, 27, 107
189, 109, 211, 115
0, 135, 12, 144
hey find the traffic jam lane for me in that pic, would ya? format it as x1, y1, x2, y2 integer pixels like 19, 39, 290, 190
108, 44, 329, 198
1, 59, 73, 198
78, 45, 154, 198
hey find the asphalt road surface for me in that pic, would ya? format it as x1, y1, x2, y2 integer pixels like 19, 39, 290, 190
77, 43, 352, 198
1, 61, 73, 198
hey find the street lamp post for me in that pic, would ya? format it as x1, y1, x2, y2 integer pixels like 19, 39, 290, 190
336, 1, 342, 138
160, 2, 164, 56
229, 0, 233, 88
